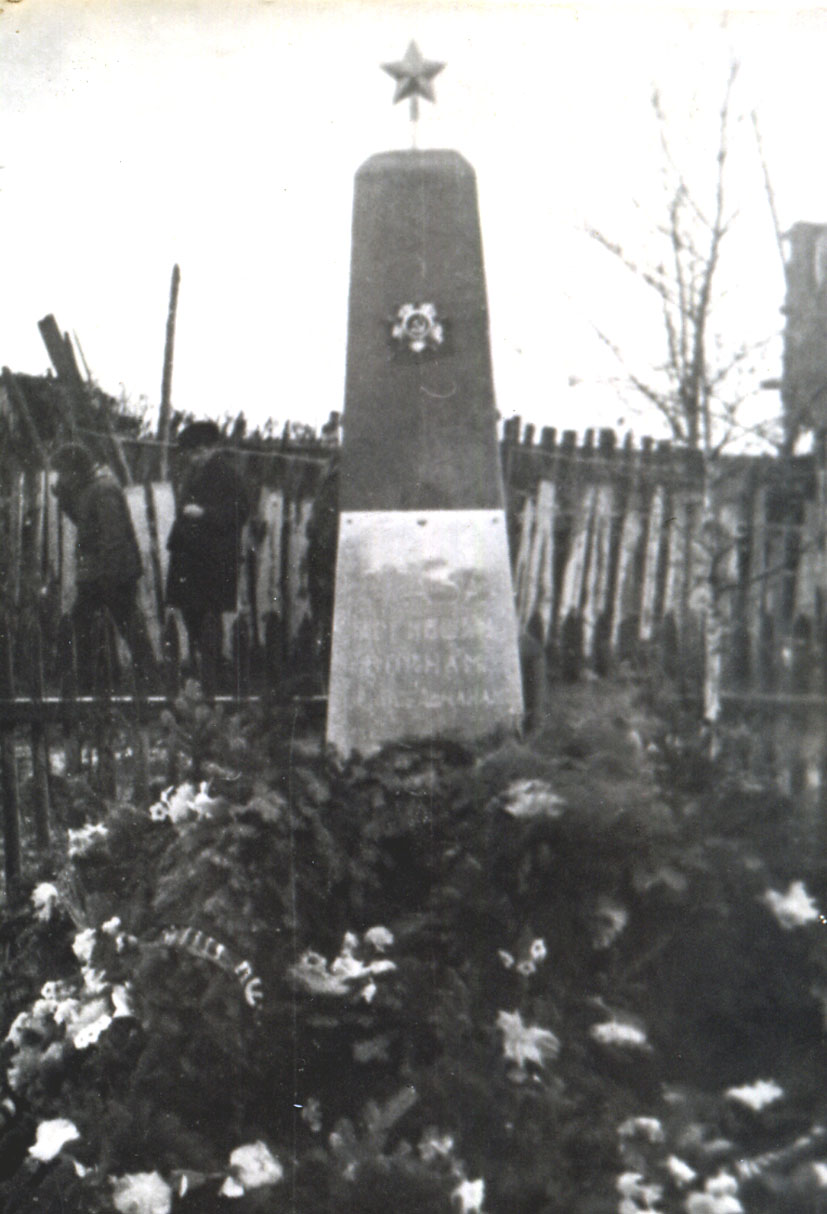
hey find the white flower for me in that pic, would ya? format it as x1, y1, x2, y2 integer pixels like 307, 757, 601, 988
725, 1079, 784, 1111
28, 1118, 80, 1161
516, 959, 536, 976
501, 779, 564, 819
667, 1156, 698, 1186
529, 938, 547, 962
111, 984, 134, 1018
591, 1019, 649, 1048
811, 1161, 827, 1187
67, 822, 108, 857
706, 1172, 739, 1197
364, 925, 394, 952
219, 1176, 245, 1197
82, 966, 108, 994
59, 995, 112, 1048
111, 1171, 173, 1214
101, 916, 122, 936
163, 782, 196, 822
71, 1011, 112, 1049
419, 1129, 455, 1163
72, 928, 97, 966
5, 1011, 31, 1047
617, 1171, 663, 1208
290, 950, 351, 995
685, 1195, 743, 1214
497, 1009, 560, 1071
52, 996, 82, 1026
331, 951, 368, 981
369, 959, 396, 976
290, 938, 395, 999
192, 781, 220, 815
685, 1172, 743, 1214
40, 979, 72, 1003
593, 897, 629, 949
762, 880, 820, 929
31, 883, 59, 922
452, 1176, 485, 1213
617, 1173, 644, 1196
225, 1141, 283, 1190
149, 782, 215, 824
618, 1117, 664, 1143
498, 950, 515, 969
5, 982, 71, 1047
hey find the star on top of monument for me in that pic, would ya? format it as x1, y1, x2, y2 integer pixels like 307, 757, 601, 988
381, 41, 445, 125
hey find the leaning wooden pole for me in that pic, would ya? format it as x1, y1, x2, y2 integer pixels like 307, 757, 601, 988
158, 264, 181, 482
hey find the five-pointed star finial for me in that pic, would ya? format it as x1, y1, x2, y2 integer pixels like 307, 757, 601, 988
381, 41, 445, 132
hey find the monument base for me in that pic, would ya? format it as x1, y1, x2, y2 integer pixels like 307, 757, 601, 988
326, 509, 524, 756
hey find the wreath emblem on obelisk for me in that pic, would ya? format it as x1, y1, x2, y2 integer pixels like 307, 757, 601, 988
391, 302, 445, 354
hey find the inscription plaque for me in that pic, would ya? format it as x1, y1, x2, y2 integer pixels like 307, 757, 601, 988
326, 511, 523, 755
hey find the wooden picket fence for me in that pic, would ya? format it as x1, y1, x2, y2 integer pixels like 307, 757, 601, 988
0, 600, 149, 887
0, 434, 332, 890
0, 594, 332, 891
2, 441, 330, 698
3, 415, 827, 882
503, 420, 827, 799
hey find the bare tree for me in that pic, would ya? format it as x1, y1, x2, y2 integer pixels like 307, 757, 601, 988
586, 64, 786, 731
587, 61, 777, 457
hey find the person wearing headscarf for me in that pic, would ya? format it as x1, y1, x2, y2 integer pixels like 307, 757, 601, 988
52, 443, 151, 690
165, 421, 250, 667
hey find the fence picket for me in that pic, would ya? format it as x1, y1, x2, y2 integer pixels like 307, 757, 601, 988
28, 609, 51, 850
532, 480, 556, 642
255, 486, 285, 648
0, 612, 21, 888
639, 486, 665, 643
612, 501, 643, 652
583, 484, 613, 658
558, 485, 595, 624
513, 493, 537, 627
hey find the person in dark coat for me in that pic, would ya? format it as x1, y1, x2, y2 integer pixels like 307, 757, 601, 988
165, 421, 251, 667
52, 443, 152, 691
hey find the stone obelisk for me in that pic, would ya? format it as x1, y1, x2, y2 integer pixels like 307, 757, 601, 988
326, 43, 523, 756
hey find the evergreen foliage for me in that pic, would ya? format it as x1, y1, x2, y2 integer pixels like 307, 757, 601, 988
1, 681, 827, 1211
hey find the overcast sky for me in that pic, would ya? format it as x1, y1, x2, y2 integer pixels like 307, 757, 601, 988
2, 2, 826, 445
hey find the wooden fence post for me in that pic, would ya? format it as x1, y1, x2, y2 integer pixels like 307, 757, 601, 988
91, 610, 118, 800
28, 610, 51, 850
264, 611, 284, 702
161, 611, 181, 786
232, 613, 251, 699
162, 611, 181, 700
200, 611, 221, 701
126, 645, 150, 809
0, 612, 22, 890
57, 614, 82, 776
